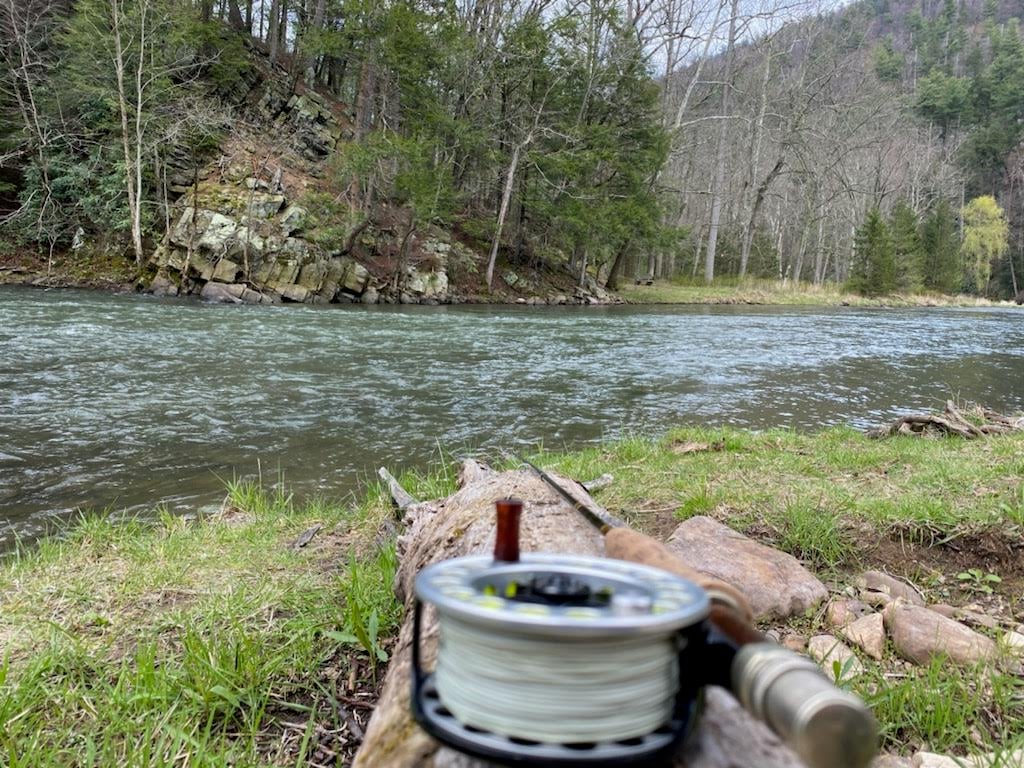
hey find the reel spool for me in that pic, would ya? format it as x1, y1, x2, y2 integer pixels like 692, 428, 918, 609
411, 553, 711, 767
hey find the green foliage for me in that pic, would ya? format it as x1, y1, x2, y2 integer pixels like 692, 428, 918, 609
921, 199, 961, 294
915, 71, 970, 133
956, 568, 1002, 595
960, 195, 1008, 294
872, 38, 904, 82
888, 200, 923, 292
850, 208, 896, 296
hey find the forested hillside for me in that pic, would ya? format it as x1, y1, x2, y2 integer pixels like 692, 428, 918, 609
2, 0, 1024, 300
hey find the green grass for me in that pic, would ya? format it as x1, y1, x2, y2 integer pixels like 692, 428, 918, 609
2, 431, 1022, 762
529, 427, 1024, 576
618, 276, 1013, 308
0, 479, 411, 767
527, 427, 1024, 755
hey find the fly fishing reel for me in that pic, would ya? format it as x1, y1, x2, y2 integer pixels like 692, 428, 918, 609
410, 498, 878, 768
411, 553, 711, 767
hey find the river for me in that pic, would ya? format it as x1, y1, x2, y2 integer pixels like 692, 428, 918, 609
2, 286, 1022, 545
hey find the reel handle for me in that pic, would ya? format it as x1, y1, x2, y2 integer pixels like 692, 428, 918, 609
731, 642, 877, 768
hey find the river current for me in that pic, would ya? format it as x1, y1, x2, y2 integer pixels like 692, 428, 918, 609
2, 286, 1022, 545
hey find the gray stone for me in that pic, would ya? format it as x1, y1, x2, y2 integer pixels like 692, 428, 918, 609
361, 287, 379, 305
246, 193, 285, 219
297, 261, 327, 292
405, 266, 448, 297
873, 756, 913, 768
857, 571, 925, 606
201, 282, 244, 303
196, 212, 239, 252
665, 516, 828, 620
280, 204, 308, 235
912, 750, 1024, 767
150, 274, 178, 297
884, 602, 997, 667
277, 284, 310, 303
781, 633, 807, 652
807, 634, 864, 681
862, 590, 895, 608
1003, 630, 1024, 654
211, 259, 241, 283
827, 597, 873, 628
840, 612, 886, 660
342, 261, 369, 294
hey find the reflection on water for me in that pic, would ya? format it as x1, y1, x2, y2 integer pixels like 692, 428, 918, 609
1, 286, 1022, 544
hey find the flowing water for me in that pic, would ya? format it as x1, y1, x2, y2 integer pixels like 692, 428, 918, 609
2, 285, 1023, 545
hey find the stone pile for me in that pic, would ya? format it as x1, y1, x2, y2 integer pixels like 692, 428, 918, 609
659, 517, 1023, 768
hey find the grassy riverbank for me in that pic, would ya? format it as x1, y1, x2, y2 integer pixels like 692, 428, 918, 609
1, 428, 1022, 763
619, 277, 1016, 307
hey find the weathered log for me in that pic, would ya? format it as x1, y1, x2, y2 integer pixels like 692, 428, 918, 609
353, 461, 805, 768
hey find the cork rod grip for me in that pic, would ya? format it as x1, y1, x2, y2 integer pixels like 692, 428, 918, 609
603, 526, 755, 625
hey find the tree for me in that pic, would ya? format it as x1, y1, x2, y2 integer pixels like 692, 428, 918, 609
888, 200, 923, 292
960, 195, 1008, 294
921, 199, 961, 294
850, 208, 895, 296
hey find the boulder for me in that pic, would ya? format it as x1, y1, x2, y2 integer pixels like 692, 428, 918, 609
196, 212, 239, 251
883, 602, 997, 667
405, 265, 448, 298
857, 571, 925, 606
341, 260, 369, 295
277, 283, 310, 303
807, 634, 864, 681
297, 261, 327, 292
150, 274, 179, 297
666, 516, 828, 620
211, 259, 241, 283
361, 287, 379, 305
200, 282, 245, 303
246, 192, 285, 219
840, 612, 886, 660
280, 204, 307, 235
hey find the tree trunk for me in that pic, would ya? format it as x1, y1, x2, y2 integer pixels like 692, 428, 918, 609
703, 0, 740, 284
267, 0, 281, 59
352, 462, 806, 768
486, 138, 526, 291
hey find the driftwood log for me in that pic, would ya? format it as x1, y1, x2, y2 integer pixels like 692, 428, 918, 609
867, 400, 1024, 439
352, 461, 805, 768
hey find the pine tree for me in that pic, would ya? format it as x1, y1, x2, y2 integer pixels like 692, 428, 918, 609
921, 200, 961, 294
850, 208, 896, 296
889, 200, 923, 293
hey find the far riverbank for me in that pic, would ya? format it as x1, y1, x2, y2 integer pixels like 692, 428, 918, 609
619, 278, 1019, 308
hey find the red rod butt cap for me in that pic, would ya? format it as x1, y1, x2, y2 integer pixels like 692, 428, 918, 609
494, 498, 523, 563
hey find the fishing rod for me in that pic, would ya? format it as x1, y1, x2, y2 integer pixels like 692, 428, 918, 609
408, 464, 878, 768
515, 456, 878, 768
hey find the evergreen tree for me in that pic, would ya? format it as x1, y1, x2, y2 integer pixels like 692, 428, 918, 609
850, 208, 896, 296
921, 200, 961, 294
961, 195, 1008, 295
889, 200, 923, 293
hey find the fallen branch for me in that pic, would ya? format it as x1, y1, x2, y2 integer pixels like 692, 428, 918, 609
867, 402, 1023, 440
378, 467, 418, 513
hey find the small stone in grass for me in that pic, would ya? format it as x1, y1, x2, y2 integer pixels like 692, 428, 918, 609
858, 570, 926, 605
841, 612, 886, 660
884, 602, 997, 667
1004, 631, 1024, 654
782, 633, 807, 652
872, 756, 913, 768
807, 634, 864, 680
912, 749, 1024, 767
827, 597, 872, 628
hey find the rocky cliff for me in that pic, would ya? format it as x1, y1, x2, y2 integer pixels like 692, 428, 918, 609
144, 44, 617, 307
